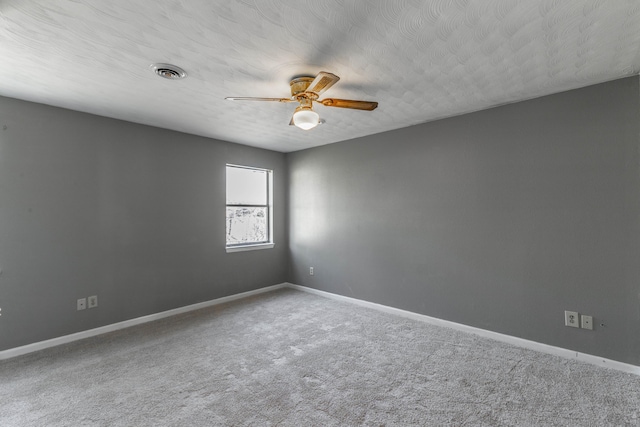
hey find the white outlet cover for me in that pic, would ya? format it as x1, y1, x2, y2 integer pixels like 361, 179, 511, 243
88, 295, 98, 308
77, 298, 87, 311
564, 310, 579, 328
581, 315, 593, 330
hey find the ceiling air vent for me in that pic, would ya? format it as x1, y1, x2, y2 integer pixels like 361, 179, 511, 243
151, 63, 187, 80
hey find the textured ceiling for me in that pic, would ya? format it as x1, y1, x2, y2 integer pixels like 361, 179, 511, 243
1, 1, 639, 152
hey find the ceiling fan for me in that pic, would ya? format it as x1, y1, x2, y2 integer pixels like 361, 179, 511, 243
225, 71, 378, 130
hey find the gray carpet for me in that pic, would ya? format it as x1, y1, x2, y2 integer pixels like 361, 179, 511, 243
1, 288, 639, 426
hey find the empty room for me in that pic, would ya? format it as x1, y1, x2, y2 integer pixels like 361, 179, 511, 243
1, 1, 639, 425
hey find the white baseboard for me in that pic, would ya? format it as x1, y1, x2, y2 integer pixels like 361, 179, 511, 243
285, 283, 640, 376
0, 283, 288, 361
3, 281, 638, 376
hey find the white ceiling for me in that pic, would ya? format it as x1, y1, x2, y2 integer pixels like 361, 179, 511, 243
1, 1, 639, 152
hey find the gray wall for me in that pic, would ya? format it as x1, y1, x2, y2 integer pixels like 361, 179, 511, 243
3, 77, 639, 366
0, 96, 287, 351
288, 76, 640, 365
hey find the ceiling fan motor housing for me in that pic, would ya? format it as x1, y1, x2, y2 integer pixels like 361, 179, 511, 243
290, 77, 314, 97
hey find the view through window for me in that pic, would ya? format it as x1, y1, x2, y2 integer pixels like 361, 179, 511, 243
225, 165, 272, 248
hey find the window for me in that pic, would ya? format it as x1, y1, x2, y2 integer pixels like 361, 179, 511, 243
225, 164, 273, 252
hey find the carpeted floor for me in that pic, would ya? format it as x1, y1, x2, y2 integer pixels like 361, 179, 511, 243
1, 288, 639, 426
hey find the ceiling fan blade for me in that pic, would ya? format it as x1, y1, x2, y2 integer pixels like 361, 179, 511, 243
319, 98, 378, 111
225, 97, 294, 102
305, 72, 340, 96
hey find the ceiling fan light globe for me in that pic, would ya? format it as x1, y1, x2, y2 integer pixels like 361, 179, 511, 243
293, 108, 320, 130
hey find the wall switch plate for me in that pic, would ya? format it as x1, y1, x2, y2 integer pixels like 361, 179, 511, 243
581, 314, 593, 330
88, 295, 98, 308
564, 310, 579, 328
77, 298, 87, 311
309, 267, 314, 276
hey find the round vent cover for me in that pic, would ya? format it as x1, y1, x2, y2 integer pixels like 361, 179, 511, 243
151, 63, 187, 80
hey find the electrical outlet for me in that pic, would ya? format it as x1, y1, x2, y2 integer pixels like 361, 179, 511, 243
88, 295, 98, 309
581, 314, 593, 330
564, 310, 579, 328
77, 298, 87, 311
309, 267, 314, 276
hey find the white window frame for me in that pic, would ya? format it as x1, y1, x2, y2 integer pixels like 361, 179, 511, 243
225, 164, 274, 253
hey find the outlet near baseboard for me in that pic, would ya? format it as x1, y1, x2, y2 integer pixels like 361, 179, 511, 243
88, 295, 98, 309
564, 310, 579, 328
581, 314, 593, 330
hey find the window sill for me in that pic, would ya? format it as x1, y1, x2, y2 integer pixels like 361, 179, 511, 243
226, 243, 275, 253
